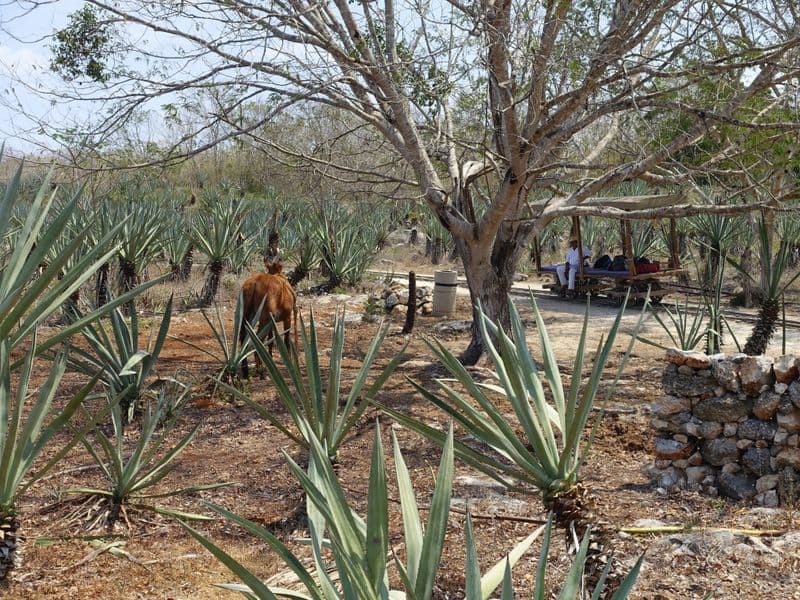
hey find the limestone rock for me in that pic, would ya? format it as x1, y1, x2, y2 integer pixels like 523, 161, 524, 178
753, 392, 781, 421
654, 437, 694, 460
702, 438, 739, 466
756, 490, 779, 507
698, 421, 723, 440
775, 448, 800, 470
776, 407, 800, 433
773, 355, 799, 384
737, 419, 777, 441
694, 394, 751, 422
756, 474, 779, 493
666, 348, 711, 369
710, 357, 740, 392
652, 394, 691, 416
662, 368, 715, 398
718, 471, 757, 501
742, 447, 772, 476
789, 381, 800, 409
686, 465, 713, 485
384, 292, 400, 309
738, 355, 774, 397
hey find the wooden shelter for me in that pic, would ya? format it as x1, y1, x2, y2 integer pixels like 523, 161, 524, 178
533, 194, 687, 302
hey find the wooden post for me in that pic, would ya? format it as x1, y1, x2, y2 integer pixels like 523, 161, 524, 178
623, 219, 636, 276
669, 218, 680, 269
402, 272, 416, 334
573, 216, 585, 277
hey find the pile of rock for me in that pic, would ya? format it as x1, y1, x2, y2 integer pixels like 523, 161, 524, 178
371, 282, 433, 316
648, 348, 800, 506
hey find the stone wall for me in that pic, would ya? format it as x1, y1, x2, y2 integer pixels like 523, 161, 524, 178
649, 349, 800, 506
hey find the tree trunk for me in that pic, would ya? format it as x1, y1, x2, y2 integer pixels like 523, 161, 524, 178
431, 239, 443, 264
118, 258, 138, 295
169, 260, 181, 281
548, 482, 625, 597
455, 232, 520, 365
199, 260, 224, 307
180, 245, 194, 281
743, 297, 780, 356
402, 271, 416, 334
95, 262, 109, 307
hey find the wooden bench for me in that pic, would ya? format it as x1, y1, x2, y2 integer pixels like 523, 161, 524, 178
537, 265, 687, 303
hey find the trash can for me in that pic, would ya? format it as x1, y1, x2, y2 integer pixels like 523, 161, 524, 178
432, 270, 458, 316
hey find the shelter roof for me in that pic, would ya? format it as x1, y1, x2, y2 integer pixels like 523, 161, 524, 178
530, 193, 690, 214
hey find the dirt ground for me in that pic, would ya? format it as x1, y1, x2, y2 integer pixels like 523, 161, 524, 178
5, 247, 800, 599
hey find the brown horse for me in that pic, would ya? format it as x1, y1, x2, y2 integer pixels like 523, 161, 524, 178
239, 259, 298, 378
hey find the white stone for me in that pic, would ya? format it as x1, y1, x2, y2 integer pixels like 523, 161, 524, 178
775, 383, 789, 395
756, 474, 779, 493
760, 490, 779, 507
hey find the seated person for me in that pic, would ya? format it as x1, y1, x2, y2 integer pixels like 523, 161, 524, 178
556, 236, 592, 295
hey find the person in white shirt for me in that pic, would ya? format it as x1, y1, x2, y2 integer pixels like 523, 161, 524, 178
556, 236, 592, 295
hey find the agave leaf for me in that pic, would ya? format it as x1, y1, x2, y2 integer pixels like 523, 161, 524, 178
391, 430, 423, 588
609, 554, 645, 600
556, 528, 591, 600
366, 423, 388, 592
204, 502, 324, 598
464, 513, 481, 599
413, 424, 453, 599
179, 520, 279, 600
480, 524, 545, 599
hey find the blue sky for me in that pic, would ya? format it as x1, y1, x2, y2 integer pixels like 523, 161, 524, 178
0, 1, 91, 155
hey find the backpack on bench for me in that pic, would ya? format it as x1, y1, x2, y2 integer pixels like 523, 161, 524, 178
593, 254, 612, 269
609, 255, 628, 271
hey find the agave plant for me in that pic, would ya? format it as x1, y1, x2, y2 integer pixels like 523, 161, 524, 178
419, 211, 451, 265
0, 340, 108, 580
313, 202, 380, 288
0, 154, 151, 580
170, 293, 256, 391
686, 212, 742, 287
0, 167, 137, 356
41, 198, 96, 322
162, 220, 193, 281
192, 195, 248, 306
379, 293, 645, 594
733, 214, 800, 355
223, 309, 403, 462
283, 222, 320, 286
182, 423, 642, 599
181, 424, 525, 599
114, 202, 170, 294
64, 386, 227, 531
67, 295, 173, 421
637, 296, 708, 351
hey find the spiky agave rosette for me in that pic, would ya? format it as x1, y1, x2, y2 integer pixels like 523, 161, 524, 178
378, 292, 647, 597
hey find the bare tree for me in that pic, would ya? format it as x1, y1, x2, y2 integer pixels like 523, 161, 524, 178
9, 0, 800, 361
